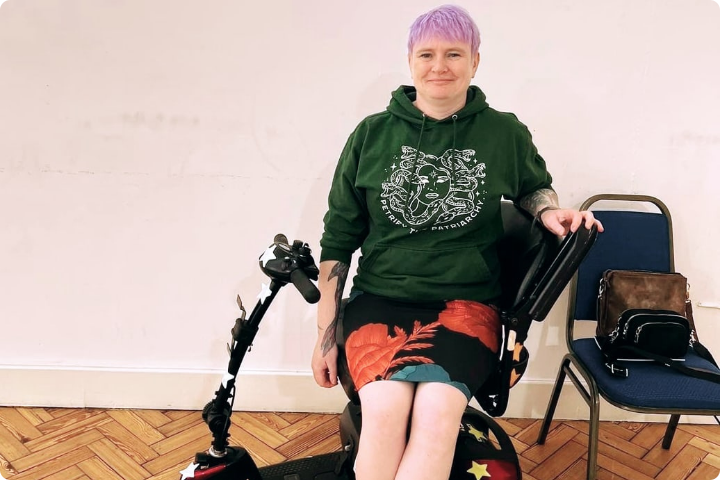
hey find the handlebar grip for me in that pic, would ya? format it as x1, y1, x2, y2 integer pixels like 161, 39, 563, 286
290, 268, 321, 304
274, 233, 289, 245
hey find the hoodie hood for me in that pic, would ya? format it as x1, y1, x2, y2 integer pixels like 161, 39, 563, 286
387, 85, 490, 124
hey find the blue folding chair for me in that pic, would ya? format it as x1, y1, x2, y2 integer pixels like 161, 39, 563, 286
536, 194, 720, 480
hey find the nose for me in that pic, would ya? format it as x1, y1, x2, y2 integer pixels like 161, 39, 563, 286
431, 57, 448, 73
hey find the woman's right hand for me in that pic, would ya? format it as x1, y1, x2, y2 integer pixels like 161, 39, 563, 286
312, 338, 339, 388
312, 260, 347, 388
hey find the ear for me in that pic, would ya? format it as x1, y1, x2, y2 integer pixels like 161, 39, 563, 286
472, 52, 480, 77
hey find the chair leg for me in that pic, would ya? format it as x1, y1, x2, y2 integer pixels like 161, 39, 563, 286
662, 414, 681, 449
586, 392, 601, 480
538, 357, 570, 444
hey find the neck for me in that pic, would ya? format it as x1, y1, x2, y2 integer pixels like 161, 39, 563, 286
413, 94, 466, 120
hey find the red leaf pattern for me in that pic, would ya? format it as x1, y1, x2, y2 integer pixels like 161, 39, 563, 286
436, 300, 501, 353
345, 320, 440, 388
345, 301, 500, 391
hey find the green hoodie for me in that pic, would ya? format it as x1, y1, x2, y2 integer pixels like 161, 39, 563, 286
320, 85, 552, 303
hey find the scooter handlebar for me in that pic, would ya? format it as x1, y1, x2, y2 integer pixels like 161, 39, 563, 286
290, 268, 321, 304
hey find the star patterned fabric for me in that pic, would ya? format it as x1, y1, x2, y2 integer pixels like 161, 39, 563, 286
179, 462, 198, 480
467, 424, 486, 442
467, 461, 491, 479
221, 372, 235, 388
257, 283, 272, 303
453, 459, 519, 480
259, 246, 276, 267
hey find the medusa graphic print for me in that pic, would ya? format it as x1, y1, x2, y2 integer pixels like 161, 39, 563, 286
380, 146, 487, 232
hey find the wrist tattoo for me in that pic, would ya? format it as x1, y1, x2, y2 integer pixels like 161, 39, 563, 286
321, 262, 349, 355
518, 188, 559, 217
535, 205, 560, 224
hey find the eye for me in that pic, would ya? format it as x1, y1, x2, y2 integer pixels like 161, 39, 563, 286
448, 52, 461, 58
419, 53, 432, 59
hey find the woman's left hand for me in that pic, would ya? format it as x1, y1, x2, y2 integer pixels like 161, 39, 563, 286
539, 209, 604, 236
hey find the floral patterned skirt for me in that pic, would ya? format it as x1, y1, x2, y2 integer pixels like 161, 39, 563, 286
341, 291, 501, 400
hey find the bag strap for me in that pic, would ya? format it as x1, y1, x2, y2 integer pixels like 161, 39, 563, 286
692, 341, 718, 368
684, 292, 717, 366
606, 344, 720, 384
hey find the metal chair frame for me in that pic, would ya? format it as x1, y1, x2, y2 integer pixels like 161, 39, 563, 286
536, 194, 720, 480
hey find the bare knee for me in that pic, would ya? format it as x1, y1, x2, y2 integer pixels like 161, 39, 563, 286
394, 383, 469, 480
408, 382, 468, 445
358, 380, 415, 435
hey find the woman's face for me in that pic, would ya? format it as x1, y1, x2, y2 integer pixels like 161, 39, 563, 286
408, 38, 479, 106
415, 164, 451, 204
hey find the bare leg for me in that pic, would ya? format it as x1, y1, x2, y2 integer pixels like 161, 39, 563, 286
395, 382, 468, 480
354, 381, 415, 480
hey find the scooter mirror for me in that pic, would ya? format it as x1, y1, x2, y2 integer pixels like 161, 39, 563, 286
236, 295, 246, 318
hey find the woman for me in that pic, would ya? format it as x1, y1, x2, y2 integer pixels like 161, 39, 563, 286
312, 5, 602, 480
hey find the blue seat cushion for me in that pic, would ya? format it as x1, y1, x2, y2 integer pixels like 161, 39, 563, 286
572, 338, 720, 410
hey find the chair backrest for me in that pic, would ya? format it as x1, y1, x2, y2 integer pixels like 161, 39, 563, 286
569, 194, 674, 327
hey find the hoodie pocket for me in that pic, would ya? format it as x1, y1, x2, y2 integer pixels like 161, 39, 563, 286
361, 244, 493, 284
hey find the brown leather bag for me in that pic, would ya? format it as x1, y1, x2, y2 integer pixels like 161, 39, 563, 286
596, 270, 692, 338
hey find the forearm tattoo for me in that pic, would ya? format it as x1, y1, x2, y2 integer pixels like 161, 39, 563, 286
321, 262, 349, 355
518, 188, 559, 217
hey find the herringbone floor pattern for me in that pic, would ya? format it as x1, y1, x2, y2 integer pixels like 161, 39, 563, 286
0, 407, 718, 480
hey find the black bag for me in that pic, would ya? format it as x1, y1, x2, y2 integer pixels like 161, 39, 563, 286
599, 309, 720, 383
602, 309, 690, 360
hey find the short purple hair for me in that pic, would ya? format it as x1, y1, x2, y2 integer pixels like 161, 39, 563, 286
408, 5, 481, 54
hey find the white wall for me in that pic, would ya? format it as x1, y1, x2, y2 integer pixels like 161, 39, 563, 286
1, 0, 719, 419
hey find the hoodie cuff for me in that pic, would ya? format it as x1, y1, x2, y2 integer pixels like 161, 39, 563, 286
319, 247, 353, 265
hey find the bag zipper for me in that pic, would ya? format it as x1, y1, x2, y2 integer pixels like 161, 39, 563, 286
609, 324, 620, 343
597, 277, 606, 322
622, 313, 640, 339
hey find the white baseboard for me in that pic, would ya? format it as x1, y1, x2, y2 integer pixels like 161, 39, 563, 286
0, 365, 349, 413
0, 365, 715, 424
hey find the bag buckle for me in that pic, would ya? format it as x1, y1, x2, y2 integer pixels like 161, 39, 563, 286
604, 362, 628, 378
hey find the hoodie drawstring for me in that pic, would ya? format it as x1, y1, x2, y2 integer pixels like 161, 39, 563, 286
413, 113, 428, 171
404, 113, 427, 221
451, 114, 458, 183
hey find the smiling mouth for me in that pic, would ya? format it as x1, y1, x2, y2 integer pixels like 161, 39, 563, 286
425, 193, 439, 199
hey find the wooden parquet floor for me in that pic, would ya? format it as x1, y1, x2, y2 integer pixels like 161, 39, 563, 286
0, 407, 719, 480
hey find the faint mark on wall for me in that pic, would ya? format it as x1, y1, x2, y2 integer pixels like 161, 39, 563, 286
117, 112, 200, 131
670, 131, 720, 147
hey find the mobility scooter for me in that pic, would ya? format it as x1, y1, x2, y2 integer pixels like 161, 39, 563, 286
179, 201, 598, 480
